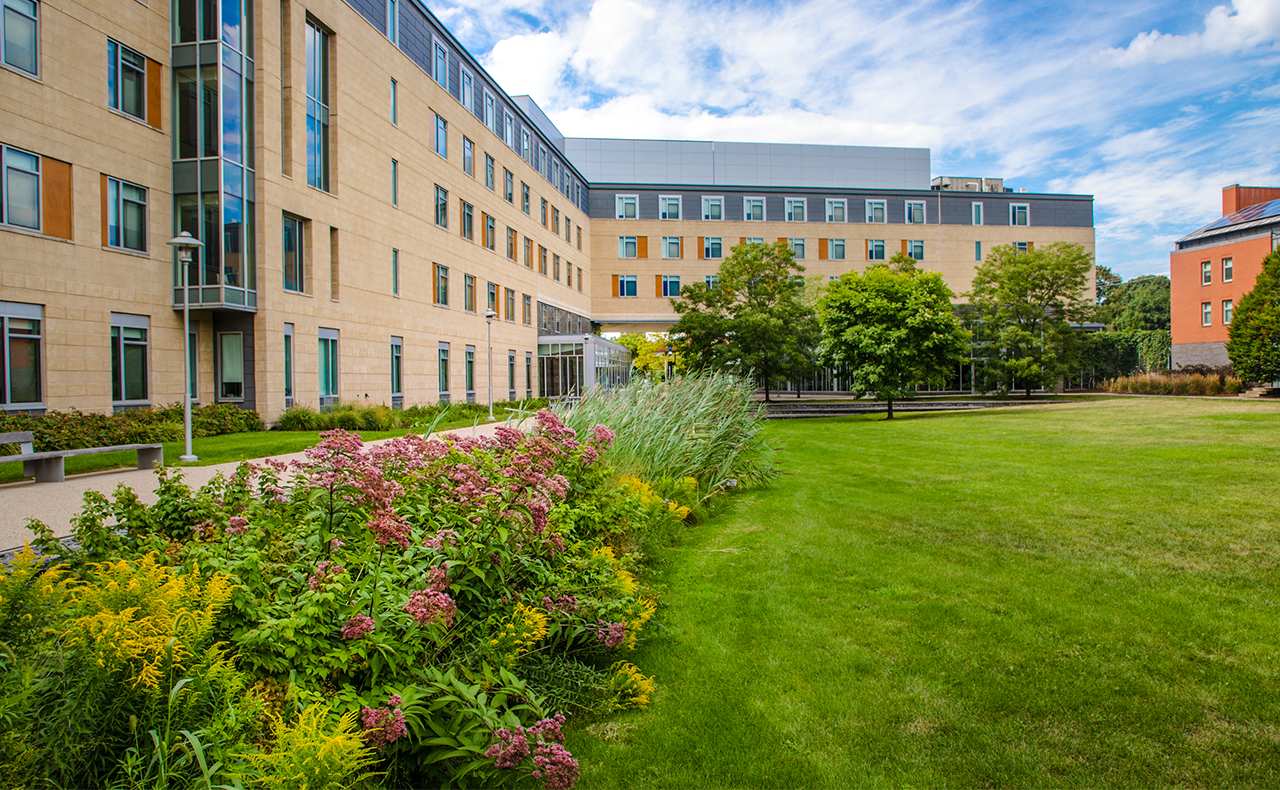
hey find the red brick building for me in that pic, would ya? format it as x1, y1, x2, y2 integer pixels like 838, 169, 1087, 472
1170, 185, 1280, 368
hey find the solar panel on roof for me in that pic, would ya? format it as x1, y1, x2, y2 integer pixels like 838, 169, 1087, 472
1203, 198, 1280, 231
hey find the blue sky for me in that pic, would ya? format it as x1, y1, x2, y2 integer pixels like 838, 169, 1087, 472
428, 0, 1280, 280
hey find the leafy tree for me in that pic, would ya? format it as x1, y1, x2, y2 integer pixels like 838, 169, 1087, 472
1226, 248, 1280, 383
966, 242, 1094, 397
1095, 265, 1122, 306
616, 332, 688, 380
669, 241, 815, 401
1109, 275, 1171, 331
818, 262, 969, 419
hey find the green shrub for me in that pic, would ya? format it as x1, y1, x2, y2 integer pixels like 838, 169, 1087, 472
0, 404, 263, 452
275, 405, 319, 431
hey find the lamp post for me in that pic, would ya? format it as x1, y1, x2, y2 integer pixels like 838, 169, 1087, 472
484, 309, 498, 420
166, 231, 204, 462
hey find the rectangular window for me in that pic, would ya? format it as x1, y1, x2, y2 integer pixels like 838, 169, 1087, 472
577, 226, 582, 250
283, 323, 293, 405
706, 274, 719, 289
485, 154, 495, 190
619, 236, 637, 258
908, 240, 924, 260
523, 236, 533, 268
283, 215, 305, 292
1015, 242, 1029, 253
523, 294, 532, 325
504, 169, 513, 202
704, 236, 722, 258
435, 185, 448, 227
541, 198, 547, 226
522, 130, 531, 162
462, 137, 473, 176
539, 245, 547, 275
522, 183, 530, 214
826, 199, 846, 223
434, 263, 448, 305
435, 114, 447, 159
553, 253, 560, 280
2, 145, 39, 230
390, 159, 398, 206
105, 176, 147, 252
663, 236, 681, 259
433, 42, 447, 86
1, 303, 42, 406
487, 281, 497, 313
391, 248, 399, 295
702, 196, 723, 220
866, 200, 886, 223
662, 275, 680, 297
505, 288, 515, 321
464, 273, 476, 312
868, 239, 885, 260
1201, 261, 1211, 285
905, 201, 925, 224
484, 213, 495, 251
1202, 302, 1212, 326
1223, 300, 1233, 325
616, 194, 638, 219
660, 195, 681, 219
107, 39, 146, 120
217, 332, 244, 400
525, 351, 532, 395
110, 313, 149, 404
618, 274, 637, 297
305, 22, 330, 191
744, 197, 765, 221
830, 239, 845, 260
975, 240, 982, 262
2, 0, 38, 75
484, 91, 495, 131
577, 267, 583, 292
506, 226, 516, 259
504, 111, 513, 147
745, 237, 764, 245
461, 201, 473, 240
438, 343, 449, 393
789, 238, 805, 259
386, 0, 398, 43
390, 78, 397, 124
972, 202, 983, 225
1223, 257, 1233, 282
785, 198, 806, 222
465, 346, 475, 394
552, 207, 560, 234
1010, 203, 1030, 226
508, 350, 516, 392
319, 329, 339, 401
566, 262, 572, 287
390, 336, 403, 395
461, 66, 473, 113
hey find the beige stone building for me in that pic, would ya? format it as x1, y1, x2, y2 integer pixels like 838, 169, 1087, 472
0, 0, 1094, 422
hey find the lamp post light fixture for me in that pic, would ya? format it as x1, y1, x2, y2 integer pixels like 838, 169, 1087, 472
166, 231, 204, 463
483, 309, 498, 421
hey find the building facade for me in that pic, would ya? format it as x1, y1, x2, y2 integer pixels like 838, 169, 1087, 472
0, 0, 1095, 421
1170, 185, 1280, 368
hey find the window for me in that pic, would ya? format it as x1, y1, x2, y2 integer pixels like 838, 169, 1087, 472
319, 329, 339, 403
462, 137, 473, 176
506, 226, 516, 259
108, 40, 146, 120
745, 237, 764, 245
905, 201, 925, 224
744, 197, 765, 221
907, 240, 924, 260
105, 177, 147, 252
386, 0, 397, 43
521, 130, 530, 162
2, 145, 39, 230
485, 154, 494, 190
505, 288, 515, 321
1199, 261, 1213, 285
785, 198, 806, 222
487, 281, 497, 313
464, 273, 475, 312
433, 42, 447, 86
435, 185, 448, 227
523, 294, 532, 325
523, 236, 532, 269
577, 267, 582, 292
1, 302, 41, 407
830, 239, 845, 260
484, 214, 495, 251
616, 194, 638, 219
975, 240, 982, 262
465, 346, 475, 394
577, 226, 582, 250
566, 262, 572, 288
434, 263, 448, 305
1202, 302, 1212, 326
508, 350, 516, 392
617, 274, 637, 297
484, 91, 495, 131
390, 337, 403, 396
526, 351, 532, 395
826, 199, 846, 223
662, 236, 681, 259
522, 183, 530, 214
305, 22, 330, 191
3, 0, 37, 76
217, 332, 244, 400
1010, 203, 1029, 226
1014, 242, 1029, 253
434, 114, 447, 159
460, 201, 473, 240
391, 249, 399, 295
660, 195, 681, 220
504, 169, 513, 202
460, 66, 473, 113
704, 237, 722, 258
1223, 300, 1233, 325
390, 159, 398, 206
553, 253, 560, 280
283, 323, 293, 406
504, 111, 513, 147
283, 215, 305, 292
539, 245, 547, 275
662, 275, 680, 297
438, 343, 449, 393
552, 207, 560, 234
619, 236, 637, 258
702, 196, 723, 220
110, 313, 149, 404
789, 238, 805, 259
541, 198, 547, 227
390, 78, 397, 124
1223, 257, 1233, 282
865, 200, 886, 223
868, 239, 885, 260
972, 202, 983, 226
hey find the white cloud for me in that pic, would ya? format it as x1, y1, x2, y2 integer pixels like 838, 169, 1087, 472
1103, 0, 1280, 65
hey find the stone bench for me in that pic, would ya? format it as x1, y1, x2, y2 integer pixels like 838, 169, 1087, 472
0, 430, 163, 483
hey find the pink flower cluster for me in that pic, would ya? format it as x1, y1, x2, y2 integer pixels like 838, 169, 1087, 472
542, 595, 580, 614
361, 694, 408, 749
403, 567, 456, 629
226, 516, 249, 536
307, 560, 345, 590
485, 715, 578, 789
367, 509, 411, 549
342, 614, 375, 640
423, 528, 459, 549
596, 620, 627, 648
294, 430, 404, 512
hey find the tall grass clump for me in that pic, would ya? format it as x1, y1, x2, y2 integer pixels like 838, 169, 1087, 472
559, 373, 775, 504
1103, 371, 1243, 396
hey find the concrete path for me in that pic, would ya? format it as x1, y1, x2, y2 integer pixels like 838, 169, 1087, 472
0, 421, 523, 552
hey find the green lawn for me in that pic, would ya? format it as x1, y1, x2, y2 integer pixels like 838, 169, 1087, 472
570, 398, 1280, 788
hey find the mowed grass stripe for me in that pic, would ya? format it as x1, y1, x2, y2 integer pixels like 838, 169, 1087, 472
569, 398, 1280, 788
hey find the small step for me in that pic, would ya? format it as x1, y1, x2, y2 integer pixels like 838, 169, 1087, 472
1241, 386, 1280, 398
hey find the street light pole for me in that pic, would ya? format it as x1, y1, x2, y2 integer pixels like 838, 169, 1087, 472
484, 309, 498, 420
167, 231, 204, 463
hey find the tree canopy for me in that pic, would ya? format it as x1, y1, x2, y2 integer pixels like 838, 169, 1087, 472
1097, 272, 1171, 331
1226, 248, 1280, 383
669, 240, 816, 401
615, 332, 688, 381
966, 242, 1094, 396
818, 257, 969, 418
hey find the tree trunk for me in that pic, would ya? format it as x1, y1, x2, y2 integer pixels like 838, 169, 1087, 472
886, 397, 894, 420
1024, 386, 1032, 399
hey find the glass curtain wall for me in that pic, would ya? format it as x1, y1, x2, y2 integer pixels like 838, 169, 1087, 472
537, 335, 631, 400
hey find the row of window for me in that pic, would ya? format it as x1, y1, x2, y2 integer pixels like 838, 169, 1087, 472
616, 236, 928, 262
1200, 257, 1233, 285
1203, 300, 1233, 326
615, 195, 1031, 226
427, 264, 534, 324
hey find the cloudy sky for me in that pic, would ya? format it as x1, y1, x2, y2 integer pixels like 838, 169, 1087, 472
428, 0, 1280, 279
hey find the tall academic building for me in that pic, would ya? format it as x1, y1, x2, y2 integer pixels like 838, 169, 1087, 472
0, 0, 1095, 422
